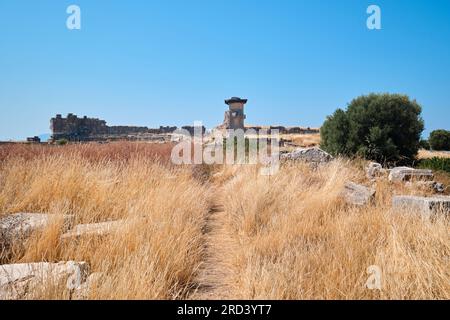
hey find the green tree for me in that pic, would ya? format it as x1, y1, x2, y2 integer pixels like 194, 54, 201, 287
429, 129, 450, 151
321, 93, 424, 163
419, 139, 431, 150
56, 138, 68, 146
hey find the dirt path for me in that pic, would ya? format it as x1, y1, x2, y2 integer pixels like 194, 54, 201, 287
190, 188, 236, 300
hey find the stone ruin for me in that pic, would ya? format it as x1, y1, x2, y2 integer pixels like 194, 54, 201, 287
220, 97, 320, 135
49, 114, 209, 142
50, 113, 178, 142
26, 136, 41, 143
43, 98, 319, 143
223, 97, 247, 130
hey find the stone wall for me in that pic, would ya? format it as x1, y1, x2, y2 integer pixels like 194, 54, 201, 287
50, 114, 178, 141
245, 126, 320, 135
181, 126, 206, 136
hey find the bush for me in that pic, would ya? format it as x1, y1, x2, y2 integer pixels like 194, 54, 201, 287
429, 130, 450, 151
56, 139, 68, 146
417, 157, 450, 173
419, 139, 431, 150
321, 93, 424, 164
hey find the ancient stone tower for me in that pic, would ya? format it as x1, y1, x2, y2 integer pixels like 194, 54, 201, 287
223, 97, 247, 130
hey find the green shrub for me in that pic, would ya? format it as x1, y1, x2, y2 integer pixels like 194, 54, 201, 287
417, 157, 450, 173
321, 93, 424, 164
419, 139, 431, 150
429, 130, 450, 151
56, 138, 68, 146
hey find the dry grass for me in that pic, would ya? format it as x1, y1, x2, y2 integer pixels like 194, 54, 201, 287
284, 133, 321, 148
216, 161, 450, 300
0, 143, 449, 300
0, 145, 210, 299
0, 142, 174, 163
417, 149, 450, 159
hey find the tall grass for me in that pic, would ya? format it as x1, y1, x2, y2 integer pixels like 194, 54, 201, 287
0, 146, 210, 299
218, 161, 450, 299
0, 143, 449, 299
0, 142, 174, 163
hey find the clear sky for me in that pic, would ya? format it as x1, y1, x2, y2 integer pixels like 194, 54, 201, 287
0, 0, 449, 140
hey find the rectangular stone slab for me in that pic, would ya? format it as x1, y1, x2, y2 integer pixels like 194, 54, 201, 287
0, 261, 89, 299
342, 182, 376, 206
392, 195, 450, 217
389, 167, 433, 182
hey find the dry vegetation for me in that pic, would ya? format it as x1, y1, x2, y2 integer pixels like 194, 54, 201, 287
0, 142, 209, 299
216, 162, 449, 299
418, 149, 450, 159
285, 133, 321, 148
0, 142, 449, 300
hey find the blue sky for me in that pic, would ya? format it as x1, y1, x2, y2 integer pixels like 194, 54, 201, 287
0, 0, 449, 140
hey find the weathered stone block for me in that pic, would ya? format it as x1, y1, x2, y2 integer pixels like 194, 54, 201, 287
366, 162, 383, 180
1, 213, 74, 260
388, 167, 433, 182
0, 261, 89, 299
281, 147, 333, 164
342, 182, 376, 206
392, 195, 450, 217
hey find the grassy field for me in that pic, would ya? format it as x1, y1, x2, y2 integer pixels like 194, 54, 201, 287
0, 143, 208, 299
0, 142, 449, 299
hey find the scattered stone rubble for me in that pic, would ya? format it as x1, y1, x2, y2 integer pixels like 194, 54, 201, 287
366, 163, 446, 194
281, 147, 333, 164
0, 215, 122, 299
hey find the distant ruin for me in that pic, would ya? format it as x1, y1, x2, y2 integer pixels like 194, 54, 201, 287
50, 114, 177, 142
223, 97, 247, 130
48, 98, 318, 143
220, 97, 320, 135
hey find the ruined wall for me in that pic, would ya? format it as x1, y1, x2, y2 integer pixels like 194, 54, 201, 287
108, 126, 150, 135
50, 114, 178, 141
181, 126, 206, 136
51, 114, 108, 140
244, 126, 320, 135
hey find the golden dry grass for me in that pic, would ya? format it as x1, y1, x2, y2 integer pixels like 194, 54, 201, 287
0, 143, 449, 300
284, 133, 321, 148
0, 141, 174, 163
417, 149, 450, 159
0, 149, 210, 299
216, 161, 449, 299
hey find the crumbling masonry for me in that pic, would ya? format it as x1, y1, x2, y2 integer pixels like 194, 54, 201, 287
50, 114, 177, 141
